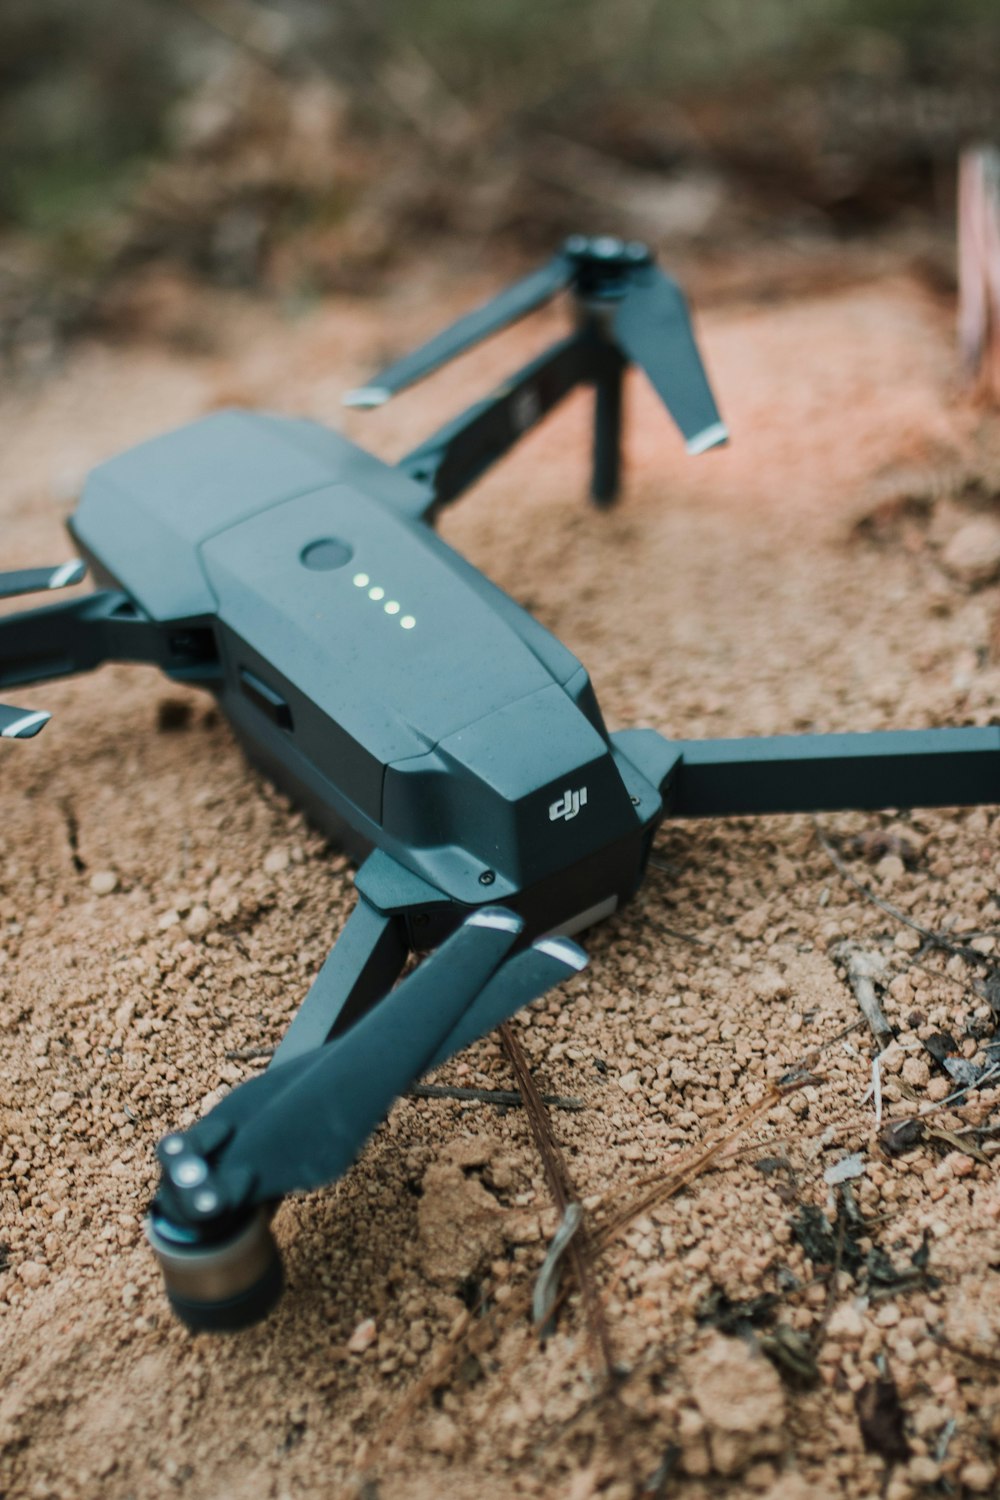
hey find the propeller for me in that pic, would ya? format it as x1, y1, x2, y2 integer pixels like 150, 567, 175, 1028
343, 252, 574, 407
148, 908, 587, 1328
0, 563, 85, 739
0, 560, 85, 601
0, 703, 50, 739
423, 934, 587, 1072
609, 261, 728, 453
343, 235, 727, 453
157, 907, 527, 1216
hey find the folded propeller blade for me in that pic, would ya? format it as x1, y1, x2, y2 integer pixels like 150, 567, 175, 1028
344, 252, 573, 407
216, 907, 526, 1200
424, 934, 587, 1073
611, 264, 728, 454
0, 703, 50, 739
0, 559, 86, 601
172, 913, 588, 1216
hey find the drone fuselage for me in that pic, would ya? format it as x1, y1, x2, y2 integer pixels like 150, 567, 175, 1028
69, 409, 665, 946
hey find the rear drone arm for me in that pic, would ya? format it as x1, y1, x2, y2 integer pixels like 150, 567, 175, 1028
345, 235, 728, 516
397, 330, 606, 513
663, 726, 999, 817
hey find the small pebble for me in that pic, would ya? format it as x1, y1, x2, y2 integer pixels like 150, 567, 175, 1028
960, 1461, 996, 1493
347, 1318, 377, 1354
939, 1151, 975, 1179
90, 870, 118, 896
902, 1055, 930, 1088
184, 904, 212, 938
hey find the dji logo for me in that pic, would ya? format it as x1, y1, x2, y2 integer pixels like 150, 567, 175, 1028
548, 786, 588, 822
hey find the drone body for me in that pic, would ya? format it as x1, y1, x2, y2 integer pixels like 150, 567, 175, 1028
2, 236, 997, 1331
70, 406, 660, 951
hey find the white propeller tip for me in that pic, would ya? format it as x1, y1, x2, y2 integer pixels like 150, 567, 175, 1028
685, 421, 729, 456
343, 386, 391, 410
47, 559, 86, 590
1, 710, 51, 739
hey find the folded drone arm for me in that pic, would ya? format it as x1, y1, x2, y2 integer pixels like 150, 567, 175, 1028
397, 330, 601, 516
0, 589, 219, 696
147, 896, 586, 1329
667, 726, 999, 817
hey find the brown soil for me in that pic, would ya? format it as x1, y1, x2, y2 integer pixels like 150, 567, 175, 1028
1, 256, 999, 1500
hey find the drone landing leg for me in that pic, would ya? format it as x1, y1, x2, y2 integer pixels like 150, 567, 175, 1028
669, 727, 999, 817
591, 344, 626, 507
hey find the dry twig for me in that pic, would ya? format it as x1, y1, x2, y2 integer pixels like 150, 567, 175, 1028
832, 941, 893, 1047
409, 1082, 584, 1111
498, 1021, 616, 1378
813, 820, 988, 968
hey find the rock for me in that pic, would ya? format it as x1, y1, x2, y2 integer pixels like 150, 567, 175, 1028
89, 870, 118, 896
750, 967, 788, 1002
901, 1055, 930, 1088
263, 847, 290, 875
421, 1413, 459, 1456
684, 1334, 786, 1476
347, 1317, 377, 1354
17, 1261, 47, 1289
735, 904, 771, 941
417, 1159, 508, 1284
50, 1091, 74, 1115
960, 1460, 996, 1493
183, 904, 212, 937
943, 1284, 1000, 1359
940, 517, 1000, 587
875, 854, 905, 886
827, 1301, 866, 1340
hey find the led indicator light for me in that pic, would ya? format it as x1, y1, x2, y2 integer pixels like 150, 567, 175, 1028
384, 600, 400, 615
401, 615, 416, 630
368, 586, 385, 601
353, 573, 369, 588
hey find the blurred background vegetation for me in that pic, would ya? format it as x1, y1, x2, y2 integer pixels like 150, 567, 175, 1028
2, 0, 1000, 360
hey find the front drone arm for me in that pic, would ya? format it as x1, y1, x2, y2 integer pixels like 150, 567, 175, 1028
146, 900, 586, 1330
0, 590, 220, 709
0, 559, 88, 734
270, 895, 408, 1065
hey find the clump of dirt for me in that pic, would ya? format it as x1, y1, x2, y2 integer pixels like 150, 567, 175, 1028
1, 254, 1000, 1499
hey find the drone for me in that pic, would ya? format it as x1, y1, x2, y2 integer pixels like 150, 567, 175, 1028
2, 235, 996, 1332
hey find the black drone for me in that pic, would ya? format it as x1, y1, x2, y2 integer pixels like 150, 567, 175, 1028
2, 236, 996, 1330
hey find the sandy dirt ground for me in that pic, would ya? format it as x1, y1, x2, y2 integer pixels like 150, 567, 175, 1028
1, 254, 999, 1500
